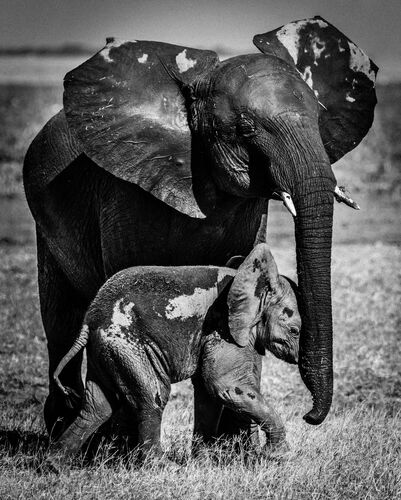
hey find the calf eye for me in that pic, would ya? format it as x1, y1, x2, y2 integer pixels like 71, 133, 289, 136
283, 307, 293, 317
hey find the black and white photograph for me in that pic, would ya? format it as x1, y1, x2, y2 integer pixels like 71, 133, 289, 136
0, 0, 400, 497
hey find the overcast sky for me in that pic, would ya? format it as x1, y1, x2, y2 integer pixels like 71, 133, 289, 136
1, 0, 400, 80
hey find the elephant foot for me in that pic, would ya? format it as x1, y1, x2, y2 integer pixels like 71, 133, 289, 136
44, 391, 82, 440
262, 438, 291, 463
36, 455, 65, 475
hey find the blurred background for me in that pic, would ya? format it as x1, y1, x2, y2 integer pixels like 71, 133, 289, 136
0, 2, 400, 496
0, 0, 400, 246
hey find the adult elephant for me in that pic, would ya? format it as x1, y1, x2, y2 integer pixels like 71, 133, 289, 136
24, 17, 377, 437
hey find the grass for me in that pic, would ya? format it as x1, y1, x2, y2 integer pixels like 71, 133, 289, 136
0, 79, 400, 497
0, 409, 400, 499
0, 242, 400, 498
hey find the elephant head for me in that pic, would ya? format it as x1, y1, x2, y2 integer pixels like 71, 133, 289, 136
227, 242, 301, 365
62, 17, 378, 424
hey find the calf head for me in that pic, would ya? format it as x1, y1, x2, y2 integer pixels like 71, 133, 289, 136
227, 243, 300, 364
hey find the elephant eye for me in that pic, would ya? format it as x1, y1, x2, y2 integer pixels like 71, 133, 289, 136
238, 113, 256, 138
290, 327, 300, 337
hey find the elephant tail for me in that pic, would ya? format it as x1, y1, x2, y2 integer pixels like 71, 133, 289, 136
53, 324, 90, 400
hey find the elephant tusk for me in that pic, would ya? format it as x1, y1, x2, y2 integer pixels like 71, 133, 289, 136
334, 186, 360, 210
276, 191, 297, 217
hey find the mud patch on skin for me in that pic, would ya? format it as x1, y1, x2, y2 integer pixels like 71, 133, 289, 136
276, 18, 329, 65
234, 387, 243, 395
247, 392, 256, 399
175, 49, 196, 73
348, 41, 376, 82
165, 286, 217, 320
107, 299, 135, 336
99, 39, 131, 63
137, 53, 148, 64
310, 37, 326, 63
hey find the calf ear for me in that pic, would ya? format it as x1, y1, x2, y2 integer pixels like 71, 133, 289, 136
225, 255, 245, 269
227, 244, 279, 346
64, 39, 219, 218
253, 16, 378, 163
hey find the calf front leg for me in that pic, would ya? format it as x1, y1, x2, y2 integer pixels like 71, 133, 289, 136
215, 383, 287, 449
192, 375, 223, 454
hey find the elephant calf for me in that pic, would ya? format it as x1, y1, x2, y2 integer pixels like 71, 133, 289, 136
49, 242, 300, 465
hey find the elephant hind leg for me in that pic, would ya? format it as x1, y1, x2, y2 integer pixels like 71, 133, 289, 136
47, 379, 113, 471
122, 388, 169, 459
113, 353, 170, 459
36, 229, 88, 435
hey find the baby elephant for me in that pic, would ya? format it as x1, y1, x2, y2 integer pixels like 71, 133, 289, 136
49, 243, 300, 464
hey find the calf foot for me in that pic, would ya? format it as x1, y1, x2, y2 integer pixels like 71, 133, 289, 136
263, 437, 291, 462
37, 454, 66, 475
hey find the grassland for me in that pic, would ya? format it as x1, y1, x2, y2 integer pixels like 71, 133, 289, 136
0, 78, 400, 498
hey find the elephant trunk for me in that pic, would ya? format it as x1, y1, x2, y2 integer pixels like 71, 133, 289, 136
263, 114, 336, 425
293, 176, 334, 424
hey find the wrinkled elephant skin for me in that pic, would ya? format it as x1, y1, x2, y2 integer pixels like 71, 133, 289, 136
23, 16, 378, 435
48, 245, 300, 464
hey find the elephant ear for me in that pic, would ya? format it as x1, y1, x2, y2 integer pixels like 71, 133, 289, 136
63, 39, 219, 218
227, 244, 279, 347
253, 16, 378, 163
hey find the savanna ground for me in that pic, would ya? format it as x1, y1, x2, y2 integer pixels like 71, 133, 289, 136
0, 59, 400, 498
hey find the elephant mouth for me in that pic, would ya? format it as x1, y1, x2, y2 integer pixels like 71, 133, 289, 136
268, 338, 298, 365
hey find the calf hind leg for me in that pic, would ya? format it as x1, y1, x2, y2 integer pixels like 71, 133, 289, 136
117, 358, 170, 460
46, 379, 113, 471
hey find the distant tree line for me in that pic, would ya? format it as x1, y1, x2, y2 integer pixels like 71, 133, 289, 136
0, 44, 94, 56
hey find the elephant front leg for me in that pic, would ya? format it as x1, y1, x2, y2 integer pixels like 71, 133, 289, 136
215, 356, 263, 448
192, 375, 223, 454
216, 385, 287, 451
135, 408, 164, 459
37, 230, 88, 436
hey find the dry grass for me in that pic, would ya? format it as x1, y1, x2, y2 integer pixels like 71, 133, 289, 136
0, 243, 400, 499
0, 79, 400, 497
0, 409, 400, 499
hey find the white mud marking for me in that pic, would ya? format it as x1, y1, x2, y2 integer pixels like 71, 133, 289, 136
175, 49, 196, 73
302, 66, 314, 90
137, 53, 148, 64
295, 66, 319, 98
346, 93, 356, 103
108, 299, 135, 335
100, 39, 132, 63
165, 287, 217, 320
348, 41, 375, 82
276, 18, 328, 65
310, 36, 326, 64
